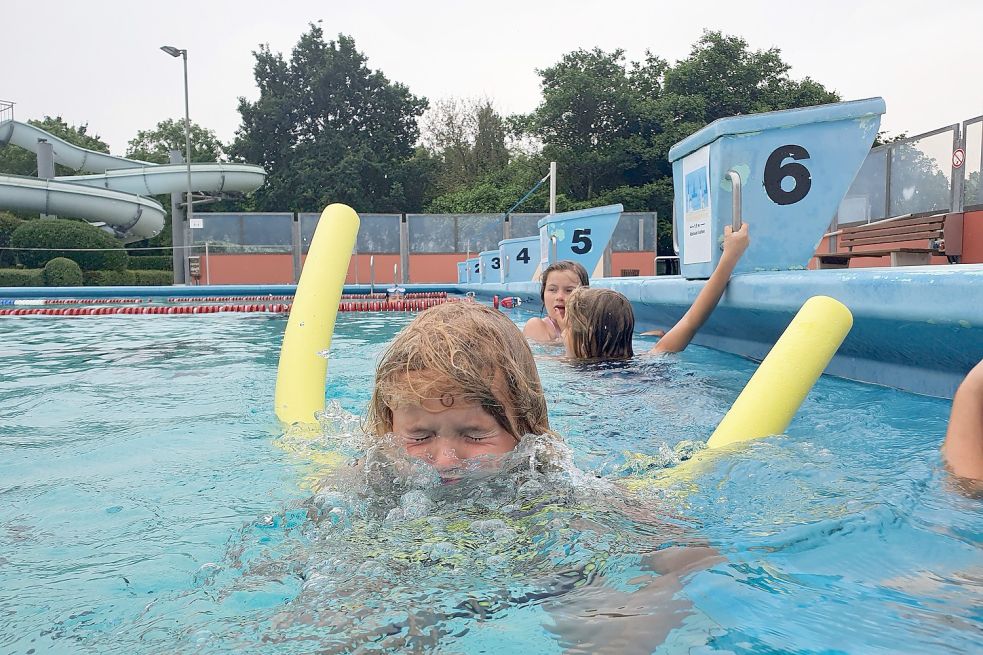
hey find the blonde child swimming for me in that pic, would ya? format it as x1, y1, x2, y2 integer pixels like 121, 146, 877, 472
563, 223, 750, 358
366, 300, 552, 476
523, 260, 589, 343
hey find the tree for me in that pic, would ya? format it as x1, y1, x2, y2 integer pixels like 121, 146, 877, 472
662, 31, 839, 124
524, 48, 635, 201
514, 32, 840, 214
126, 119, 226, 164
231, 26, 428, 212
0, 116, 110, 177
420, 97, 509, 192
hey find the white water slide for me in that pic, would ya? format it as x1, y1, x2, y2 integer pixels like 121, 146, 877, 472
0, 120, 266, 242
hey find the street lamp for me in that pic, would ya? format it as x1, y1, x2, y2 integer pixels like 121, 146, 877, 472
161, 45, 194, 284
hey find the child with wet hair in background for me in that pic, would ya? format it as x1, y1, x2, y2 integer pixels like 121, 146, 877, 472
563, 223, 750, 359
523, 260, 589, 343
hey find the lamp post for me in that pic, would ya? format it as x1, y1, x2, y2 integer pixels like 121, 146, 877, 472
161, 45, 194, 284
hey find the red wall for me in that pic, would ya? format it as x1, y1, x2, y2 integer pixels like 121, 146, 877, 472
962, 210, 983, 263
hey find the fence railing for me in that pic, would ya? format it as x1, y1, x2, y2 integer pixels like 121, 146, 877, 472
187, 211, 659, 282
835, 114, 983, 226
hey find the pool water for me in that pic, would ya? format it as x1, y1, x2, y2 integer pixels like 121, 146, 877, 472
0, 307, 980, 654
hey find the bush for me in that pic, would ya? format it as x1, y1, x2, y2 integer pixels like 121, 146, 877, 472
83, 270, 136, 286
127, 255, 172, 270
11, 219, 128, 271
132, 270, 173, 285
43, 257, 83, 286
0, 268, 43, 286
0, 212, 24, 267
82, 269, 173, 286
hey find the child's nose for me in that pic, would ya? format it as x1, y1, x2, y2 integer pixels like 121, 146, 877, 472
426, 443, 461, 470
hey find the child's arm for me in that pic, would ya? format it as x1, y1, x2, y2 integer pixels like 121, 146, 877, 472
942, 359, 983, 482
650, 223, 750, 354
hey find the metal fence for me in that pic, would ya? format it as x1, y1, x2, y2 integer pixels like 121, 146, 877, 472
195, 211, 657, 255
188, 210, 658, 282
835, 114, 983, 226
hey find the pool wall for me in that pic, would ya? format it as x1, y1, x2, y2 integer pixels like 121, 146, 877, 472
463, 264, 983, 399
1, 265, 980, 398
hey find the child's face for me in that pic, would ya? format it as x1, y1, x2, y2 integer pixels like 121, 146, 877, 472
391, 396, 517, 481
544, 270, 582, 325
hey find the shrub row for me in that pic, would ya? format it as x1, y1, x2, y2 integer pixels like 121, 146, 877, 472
10, 218, 128, 271
0, 212, 24, 267
0, 267, 172, 286
0, 268, 43, 286
126, 255, 172, 271
83, 270, 173, 286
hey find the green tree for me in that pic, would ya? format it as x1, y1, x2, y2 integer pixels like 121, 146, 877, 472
231, 26, 428, 212
515, 31, 839, 214
420, 97, 509, 193
0, 116, 110, 177
662, 31, 839, 123
524, 48, 635, 201
125, 119, 226, 164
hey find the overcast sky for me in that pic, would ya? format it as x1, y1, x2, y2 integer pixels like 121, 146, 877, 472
3, 0, 981, 153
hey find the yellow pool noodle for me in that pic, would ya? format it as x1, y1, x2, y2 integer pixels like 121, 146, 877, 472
626, 295, 852, 493
274, 204, 360, 426
707, 295, 853, 449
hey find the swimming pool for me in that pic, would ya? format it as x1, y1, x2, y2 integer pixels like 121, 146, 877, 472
1, 307, 979, 654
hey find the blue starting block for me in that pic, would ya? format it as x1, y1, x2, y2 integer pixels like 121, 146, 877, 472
499, 236, 538, 283
668, 98, 885, 278
456, 261, 468, 284
478, 250, 500, 283
537, 204, 623, 279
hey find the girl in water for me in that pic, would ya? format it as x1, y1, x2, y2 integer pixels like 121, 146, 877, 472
564, 223, 750, 358
523, 260, 589, 343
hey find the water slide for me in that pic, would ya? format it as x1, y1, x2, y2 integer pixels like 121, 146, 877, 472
0, 120, 266, 243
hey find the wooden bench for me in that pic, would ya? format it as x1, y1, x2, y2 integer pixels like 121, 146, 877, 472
816, 213, 963, 268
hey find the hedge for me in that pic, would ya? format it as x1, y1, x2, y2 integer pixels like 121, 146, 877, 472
127, 255, 172, 271
0, 268, 43, 286
132, 270, 172, 285
0, 212, 24, 267
11, 218, 128, 271
82, 270, 135, 286
43, 258, 83, 286
82, 269, 172, 286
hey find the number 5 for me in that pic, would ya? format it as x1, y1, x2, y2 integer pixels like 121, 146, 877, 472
571, 228, 592, 254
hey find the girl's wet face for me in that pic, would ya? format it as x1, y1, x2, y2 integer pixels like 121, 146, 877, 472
391, 397, 517, 481
543, 270, 582, 325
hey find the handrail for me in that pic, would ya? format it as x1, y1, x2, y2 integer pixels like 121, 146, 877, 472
726, 170, 743, 231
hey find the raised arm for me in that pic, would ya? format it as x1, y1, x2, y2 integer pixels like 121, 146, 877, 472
651, 223, 750, 354
942, 359, 983, 483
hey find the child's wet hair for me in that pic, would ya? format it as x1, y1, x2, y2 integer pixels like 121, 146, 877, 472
565, 287, 635, 359
366, 302, 550, 439
539, 260, 589, 303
